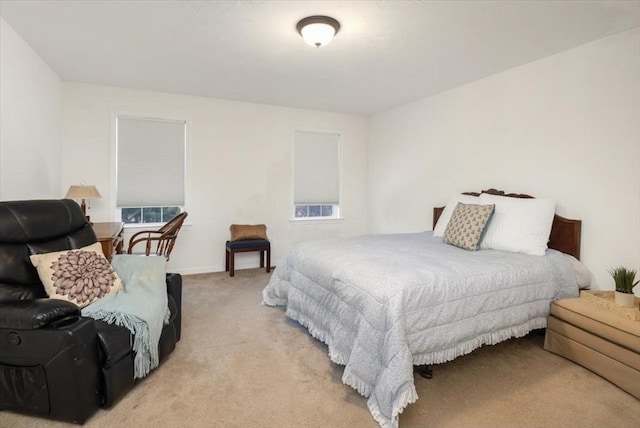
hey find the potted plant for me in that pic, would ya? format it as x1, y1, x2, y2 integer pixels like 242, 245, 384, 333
609, 267, 639, 307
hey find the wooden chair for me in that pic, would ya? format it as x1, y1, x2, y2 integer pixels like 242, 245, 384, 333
127, 212, 188, 260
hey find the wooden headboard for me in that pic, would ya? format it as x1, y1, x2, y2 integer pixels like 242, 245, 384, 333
432, 189, 582, 260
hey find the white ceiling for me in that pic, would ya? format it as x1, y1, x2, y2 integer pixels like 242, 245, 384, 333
1, 0, 639, 115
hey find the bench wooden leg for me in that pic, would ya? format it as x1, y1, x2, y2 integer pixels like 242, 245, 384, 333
266, 247, 271, 273
229, 250, 235, 277
226, 243, 270, 277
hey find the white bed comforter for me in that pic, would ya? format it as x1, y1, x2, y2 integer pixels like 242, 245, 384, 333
262, 232, 579, 428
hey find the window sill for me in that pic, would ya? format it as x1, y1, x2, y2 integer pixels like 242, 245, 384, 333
289, 217, 344, 223
124, 222, 163, 229
123, 223, 192, 230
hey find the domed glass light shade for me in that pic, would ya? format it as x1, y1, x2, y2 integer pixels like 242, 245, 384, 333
296, 16, 340, 48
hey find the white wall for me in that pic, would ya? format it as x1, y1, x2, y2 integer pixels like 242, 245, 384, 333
369, 28, 640, 292
3, 15, 637, 290
0, 17, 62, 200
61, 83, 369, 274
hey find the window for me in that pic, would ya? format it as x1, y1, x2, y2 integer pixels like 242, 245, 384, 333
121, 206, 181, 225
294, 204, 335, 218
116, 116, 186, 224
293, 131, 340, 219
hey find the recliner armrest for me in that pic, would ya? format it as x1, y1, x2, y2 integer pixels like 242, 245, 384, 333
0, 299, 80, 330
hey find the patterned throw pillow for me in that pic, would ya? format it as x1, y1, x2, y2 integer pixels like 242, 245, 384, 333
443, 203, 495, 251
30, 242, 124, 308
230, 224, 268, 241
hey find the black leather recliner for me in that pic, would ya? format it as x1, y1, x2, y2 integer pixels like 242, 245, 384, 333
0, 199, 182, 423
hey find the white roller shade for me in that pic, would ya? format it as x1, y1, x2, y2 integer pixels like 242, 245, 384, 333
117, 116, 185, 207
294, 131, 340, 205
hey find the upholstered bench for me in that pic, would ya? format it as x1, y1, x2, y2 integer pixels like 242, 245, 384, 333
544, 296, 640, 399
225, 239, 270, 277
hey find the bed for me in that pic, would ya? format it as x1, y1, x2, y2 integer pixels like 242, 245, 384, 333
262, 189, 585, 428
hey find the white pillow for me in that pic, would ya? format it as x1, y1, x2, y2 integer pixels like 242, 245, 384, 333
433, 194, 480, 237
565, 254, 592, 289
478, 193, 555, 256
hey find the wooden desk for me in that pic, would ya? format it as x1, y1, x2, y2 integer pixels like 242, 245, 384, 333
92, 222, 124, 261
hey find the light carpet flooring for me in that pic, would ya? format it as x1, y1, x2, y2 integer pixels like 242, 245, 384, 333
1, 268, 639, 428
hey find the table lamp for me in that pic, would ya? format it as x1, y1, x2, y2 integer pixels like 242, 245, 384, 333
65, 185, 101, 222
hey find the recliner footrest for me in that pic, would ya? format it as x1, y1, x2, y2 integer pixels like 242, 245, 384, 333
94, 320, 132, 369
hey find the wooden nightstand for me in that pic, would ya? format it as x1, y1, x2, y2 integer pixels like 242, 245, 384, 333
92, 222, 124, 261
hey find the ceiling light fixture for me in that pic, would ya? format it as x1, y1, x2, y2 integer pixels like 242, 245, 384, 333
296, 15, 340, 48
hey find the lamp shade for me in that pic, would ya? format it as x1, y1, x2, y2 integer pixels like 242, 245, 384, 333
297, 16, 340, 48
65, 185, 101, 199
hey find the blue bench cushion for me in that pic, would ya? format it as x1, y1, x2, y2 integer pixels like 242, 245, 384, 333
226, 239, 270, 251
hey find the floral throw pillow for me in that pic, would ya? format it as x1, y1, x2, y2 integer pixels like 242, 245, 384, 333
443, 203, 495, 251
30, 242, 123, 308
